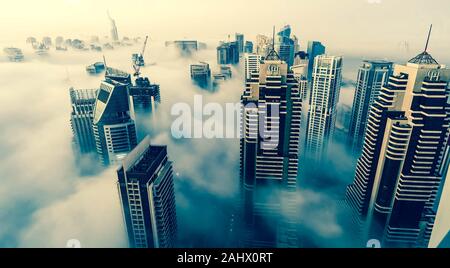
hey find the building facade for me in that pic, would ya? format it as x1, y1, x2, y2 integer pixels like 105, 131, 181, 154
346, 49, 450, 248
190, 62, 211, 89
307, 41, 326, 82
305, 55, 343, 163
274, 25, 295, 67
69, 88, 97, 154
93, 71, 137, 166
217, 41, 240, 65
240, 49, 302, 247
347, 60, 393, 156
236, 33, 244, 54
244, 53, 262, 81
117, 136, 177, 248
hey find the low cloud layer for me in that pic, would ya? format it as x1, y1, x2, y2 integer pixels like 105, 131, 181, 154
1, 39, 367, 248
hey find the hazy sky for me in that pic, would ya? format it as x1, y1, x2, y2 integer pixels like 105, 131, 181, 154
1, 0, 450, 60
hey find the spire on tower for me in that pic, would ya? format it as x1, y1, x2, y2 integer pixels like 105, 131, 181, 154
408, 24, 438, 65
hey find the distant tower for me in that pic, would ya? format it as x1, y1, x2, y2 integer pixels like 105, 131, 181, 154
347, 60, 393, 156
235, 33, 244, 54
240, 43, 302, 247
128, 77, 161, 140
190, 62, 211, 89
217, 42, 239, 65
274, 25, 295, 67
346, 25, 450, 248
305, 55, 343, 163
244, 53, 262, 81
244, 41, 254, 54
107, 11, 119, 42
117, 136, 177, 248
307, 41, 326, 82
69, 88, 97, 154
93, 68, 137, 166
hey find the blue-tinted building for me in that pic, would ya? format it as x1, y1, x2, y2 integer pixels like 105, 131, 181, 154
307, 41, 326, 82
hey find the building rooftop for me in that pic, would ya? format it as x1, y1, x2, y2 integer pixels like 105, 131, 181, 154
408, 51, 439, 65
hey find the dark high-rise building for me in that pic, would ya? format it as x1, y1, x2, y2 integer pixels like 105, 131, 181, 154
165, 40, 199, 56
244, 41, 253, 54
307, 41, 326, 82
240, 48, 302, 247
69, 88, 97, 154
129, 78, 161, 114
346, 45, 450, 248
117, 136, 177, 248
236, 33, 244, 54
347, 60, 393, 156
274, 25, 295, 67
93, 68, 137, 166
129, 77, 161, 140
190, 62, 211, 89
217, 41, 240, 65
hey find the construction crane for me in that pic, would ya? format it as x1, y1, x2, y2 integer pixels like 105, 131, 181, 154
133, 35, 148, 77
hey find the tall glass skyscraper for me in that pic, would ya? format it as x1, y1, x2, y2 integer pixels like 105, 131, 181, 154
347, 60, 393, 156
305, 55, 343, 163
217, 41, 240, 65
117, 136, 177, 248
235, 33, 244, 54
240, 48, 302, 247
93, 68, 137, 166
69, 88, 97, 155
307, 41, 326, 82
274, 25, 295, 67
346, 49, 450, 248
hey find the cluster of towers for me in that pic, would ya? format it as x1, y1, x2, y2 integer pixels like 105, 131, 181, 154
69, 24, 450, 248
69, 65, 177, 248
239, 25, 450, 248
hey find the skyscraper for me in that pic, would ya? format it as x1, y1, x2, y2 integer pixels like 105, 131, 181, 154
129, 77, 161, 140
274, 25, 295, 67
346, 37, 450, 247
291, 51, 309, 100
305, 55, 343, 163
190, 62, 211, 89
69, 88, 97, 154
217, 41, 240, 65
107, 11, 119, 42
244, 41, 253, 54
235, 33, 244, 54
117, 136, 177, 248
307, 41, 326, 82
93, 69, 137, 166
240, 48, 302, 247
244, 53, 261, 81
347, 60, 393, 156
256, 34, 271, 57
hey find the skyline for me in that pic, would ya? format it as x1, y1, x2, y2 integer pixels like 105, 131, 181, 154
0, 0, 449, 250
1, 0, 450, 61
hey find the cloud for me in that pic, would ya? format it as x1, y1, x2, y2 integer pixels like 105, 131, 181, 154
1, 36, 364, 248
18, 169, 127, 248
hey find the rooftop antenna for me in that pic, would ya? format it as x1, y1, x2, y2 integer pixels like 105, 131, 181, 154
424, 24, 432, 52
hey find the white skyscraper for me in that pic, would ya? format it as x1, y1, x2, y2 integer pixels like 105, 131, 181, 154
93, 69, 137, 166
244, 53, 262, 81
305, 55, 343, 163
